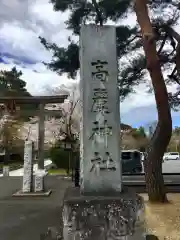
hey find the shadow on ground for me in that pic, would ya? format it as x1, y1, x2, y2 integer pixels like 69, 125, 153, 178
0, 176, 72, 240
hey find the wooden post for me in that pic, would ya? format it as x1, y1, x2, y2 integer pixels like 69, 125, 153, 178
38, 103, 45, 169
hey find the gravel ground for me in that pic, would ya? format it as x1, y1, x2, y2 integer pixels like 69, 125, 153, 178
0, 166, 179, 240
0, 176, 72, 240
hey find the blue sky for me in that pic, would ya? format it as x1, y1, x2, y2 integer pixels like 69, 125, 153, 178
0, 0, 180, 128
121, 105, 180, 128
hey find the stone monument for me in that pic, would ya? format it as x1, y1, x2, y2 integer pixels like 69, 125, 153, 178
22, 140, 33, 193
62, 25, 146, 240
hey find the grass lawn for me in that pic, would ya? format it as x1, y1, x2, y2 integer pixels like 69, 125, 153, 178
0, 162, 23, 168
0, 161, 23, 172
141, 194, 180, 239
48, 168, 72, 175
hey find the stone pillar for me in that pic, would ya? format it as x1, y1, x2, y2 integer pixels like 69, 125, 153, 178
22, 140, 33, 193
79, 25, 121, 194
38, 103, 45, 170
35, 170, 45, 192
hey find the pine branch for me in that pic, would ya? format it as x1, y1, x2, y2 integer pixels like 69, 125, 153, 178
91, 0, 103, 25
157, 34, 168, 54
165, 27, 180, 77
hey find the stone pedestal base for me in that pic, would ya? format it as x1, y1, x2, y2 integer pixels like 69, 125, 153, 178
62, 187, 146, 240
13, 189, 52, 197
3, 166, 9, 177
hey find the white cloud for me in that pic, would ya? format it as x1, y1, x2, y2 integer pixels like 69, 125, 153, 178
0, 21, 52, 63
0, 61, 74, 95
0, 0, 179, 126
121, 85, 155, 114
0, 0, 29, 23
30, 0, 67, 26
0, 0, 73, 94
29, 0, 71, 46
0, 0, 70, 64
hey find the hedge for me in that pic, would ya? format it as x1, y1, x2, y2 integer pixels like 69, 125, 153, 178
49, 146, 80, 170
50, 147, 70, 169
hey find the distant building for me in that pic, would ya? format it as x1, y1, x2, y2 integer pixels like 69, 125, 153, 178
120, 123, 132, 133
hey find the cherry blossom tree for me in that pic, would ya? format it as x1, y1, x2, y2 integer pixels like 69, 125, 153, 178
0, 105, 23, 164
45, 82, 81, 146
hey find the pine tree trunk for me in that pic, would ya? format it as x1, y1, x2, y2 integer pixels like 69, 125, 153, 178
134, 0, 172, 202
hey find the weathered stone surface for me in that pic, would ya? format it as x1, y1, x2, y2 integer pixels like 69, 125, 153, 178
62, 187, 145, 240
40, 227, 62, 240
79, 25, 121, 194
22, 141, 33, 193
3, 166, 9, 177
35, 170, 45, 192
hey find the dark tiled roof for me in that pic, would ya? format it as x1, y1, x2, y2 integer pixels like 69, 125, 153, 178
120, 123, 132, 130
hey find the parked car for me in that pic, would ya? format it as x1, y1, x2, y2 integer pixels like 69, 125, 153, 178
122, 150, 142, 173
163, 152, 180, 161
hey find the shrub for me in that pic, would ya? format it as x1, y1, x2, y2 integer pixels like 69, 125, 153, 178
44, 149, 51, 159
50, 146, 70, 169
